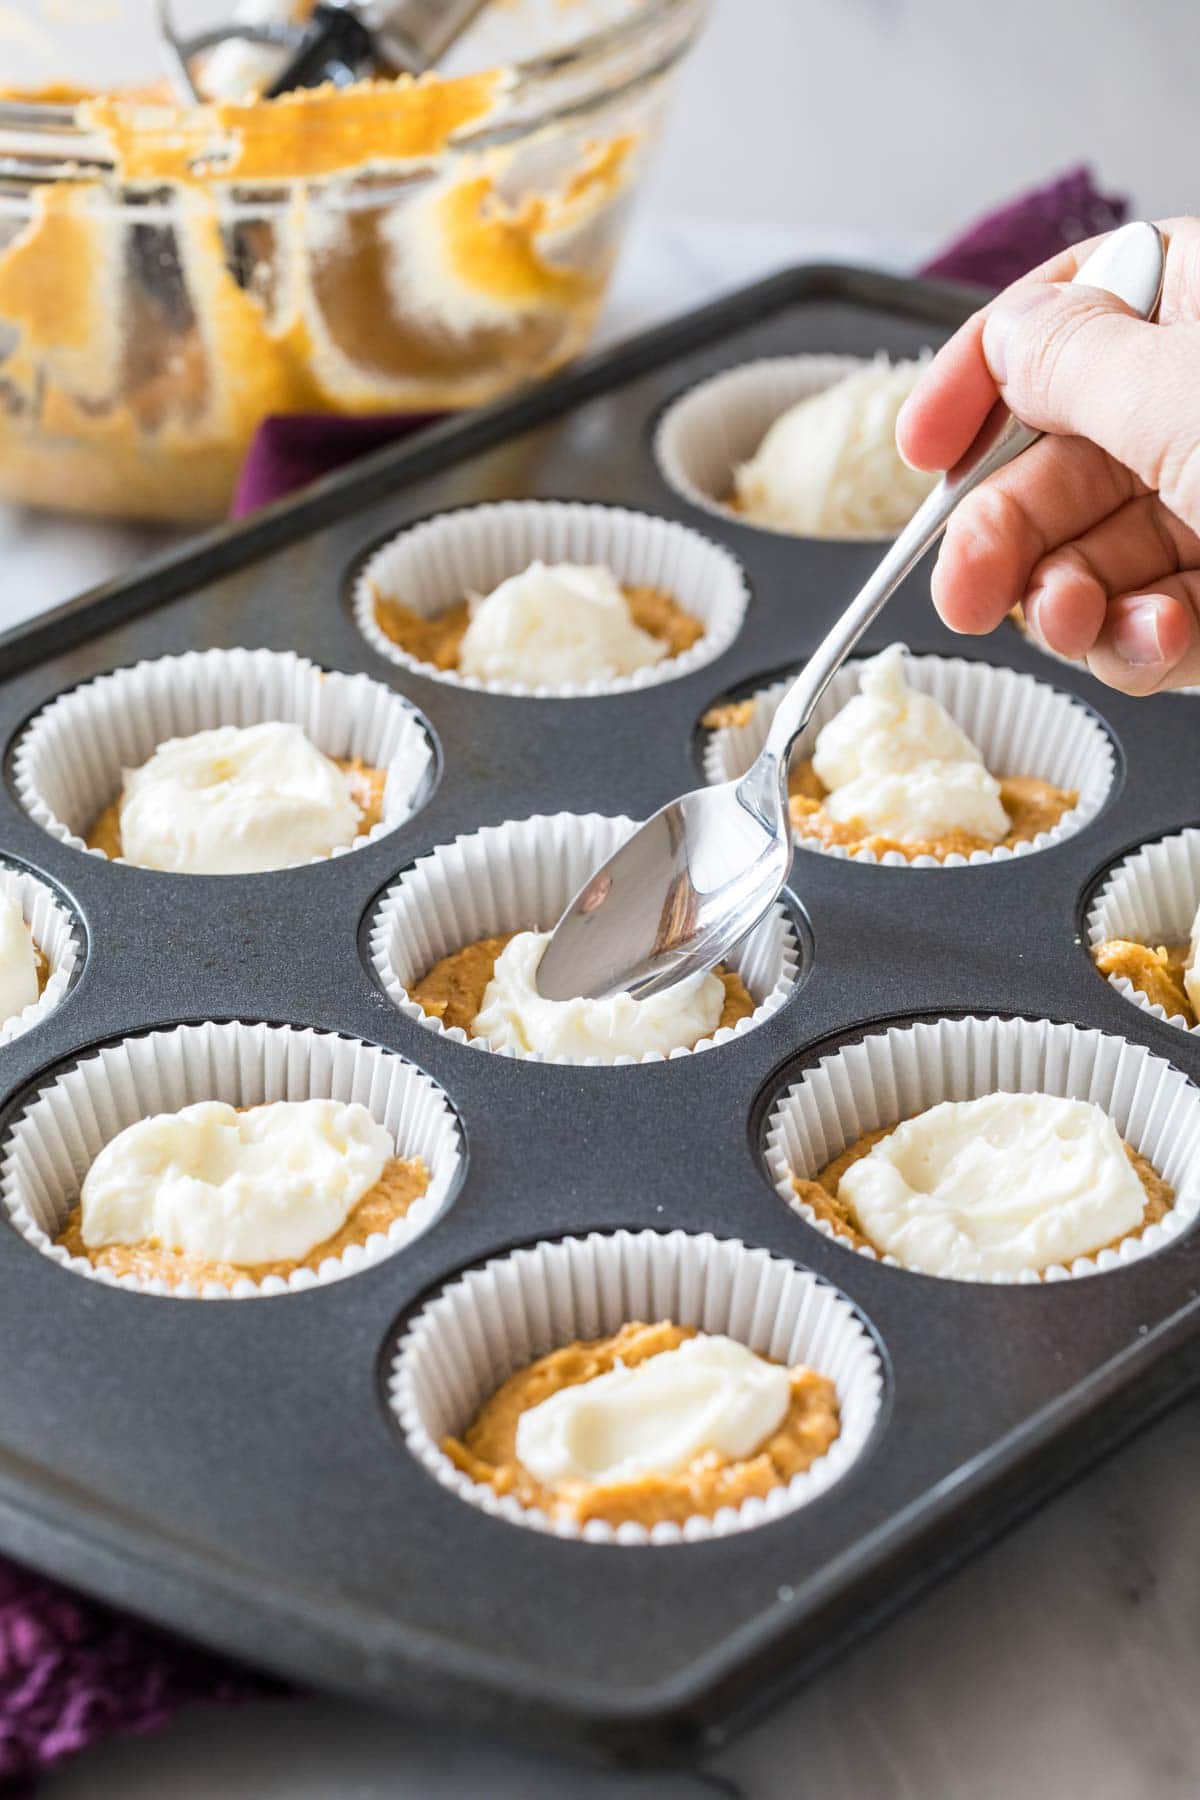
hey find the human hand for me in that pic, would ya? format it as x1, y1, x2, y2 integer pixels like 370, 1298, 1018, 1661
897, 218, 1200, 694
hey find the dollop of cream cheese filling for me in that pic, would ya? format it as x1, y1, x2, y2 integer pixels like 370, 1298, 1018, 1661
79, 1098, 393, 1266
515, 1334, 790, 1487
1184, 900, 1200, 1019
810, 644, 1010, 845
0, 894, 38, 1025
471, 930, 726, 1060
118, 721, 361, 874
733, 356, 938, 536
457, 562, 669, 687
839, 1092, 1148, 1279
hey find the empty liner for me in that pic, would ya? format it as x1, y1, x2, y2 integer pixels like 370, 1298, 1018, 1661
765, 1014, 1200, 1282
0, 1020, 463, 1298
13, 647, 435, 867
390, 1227, 884, 1544
352, 499, 748, 695
369, 811, 800, 1064
703, 649, 1114, 868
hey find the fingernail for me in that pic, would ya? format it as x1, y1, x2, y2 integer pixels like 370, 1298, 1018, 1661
982, 284, 1059, 385
1110, 598, 1166, 666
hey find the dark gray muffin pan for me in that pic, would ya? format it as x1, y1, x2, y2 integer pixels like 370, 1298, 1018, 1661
0, 264, 1197, 1764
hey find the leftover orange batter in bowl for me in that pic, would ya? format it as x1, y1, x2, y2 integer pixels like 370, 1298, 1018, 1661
0, 1, 706, 521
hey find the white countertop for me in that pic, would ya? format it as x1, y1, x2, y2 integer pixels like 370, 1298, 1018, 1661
8, 214, 1199, 1800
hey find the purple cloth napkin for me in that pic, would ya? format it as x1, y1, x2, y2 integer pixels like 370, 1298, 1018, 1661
0, 1561, 277, 1794
232, 409, 438, 517
0, 162, 1129, 1792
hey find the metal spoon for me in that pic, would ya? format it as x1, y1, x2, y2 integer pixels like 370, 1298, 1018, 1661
536, 219, 1167, 1004
155, 0, 491, 106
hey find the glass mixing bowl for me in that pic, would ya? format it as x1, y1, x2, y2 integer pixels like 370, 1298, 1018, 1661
0, 0, 707, 522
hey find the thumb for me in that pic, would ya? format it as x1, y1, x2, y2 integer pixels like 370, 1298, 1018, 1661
982, 282, 1200, 521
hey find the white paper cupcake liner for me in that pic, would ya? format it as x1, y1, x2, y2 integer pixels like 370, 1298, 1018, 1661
1086, 829, 1200, 1034
389, 1227, 883, 1545
352, 500, 748, 696
0, 1021, 463, 1299
655, 353, 916, 540
13, 648, 436, 869
0, 865, 81, 1050
369, 811, 800, 1065
765, 1014, 1200, 1283
703, 648, 1114, 868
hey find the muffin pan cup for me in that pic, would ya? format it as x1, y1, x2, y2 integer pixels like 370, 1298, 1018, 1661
703, 649, 1116, 867
391, 1227, 883, 1544
0, 862, 79, 1050
765, 1014, 1200, 1280
1086, 826, 1200, 1034
352, 499, 749, 696
0, 1020, 463, 1298
654, 351, 890, 535
368, 810, 800, 1063
12, 646, 435, 866
0, 263, 1197, 1763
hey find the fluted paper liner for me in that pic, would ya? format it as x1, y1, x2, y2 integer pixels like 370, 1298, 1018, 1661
0, 865, 80, 1050
369, 811, 800, 1064
765, 1015, 1200, 1282
1087, 828, 1200, 1034
703, 649, 1114, 868
353, 500, 748, 696
655, 353, 905, 539
0, 1021, 462, 1299
13, 648, 435, 867
390, 1227, 883, 1544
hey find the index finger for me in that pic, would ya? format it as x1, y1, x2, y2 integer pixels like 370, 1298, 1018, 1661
896, 236, 1103, 474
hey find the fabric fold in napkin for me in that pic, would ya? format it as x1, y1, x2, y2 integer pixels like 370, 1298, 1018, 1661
0, 162, 1128, 1786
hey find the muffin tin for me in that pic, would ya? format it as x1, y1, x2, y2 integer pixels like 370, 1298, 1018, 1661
0, 263, 1198, 1764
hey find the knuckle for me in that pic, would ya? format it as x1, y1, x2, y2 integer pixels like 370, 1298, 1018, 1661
1013, 302, 1098, 413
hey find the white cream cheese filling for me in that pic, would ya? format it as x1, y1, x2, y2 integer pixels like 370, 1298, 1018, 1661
118, 721, 361, 874
471, 929, 725, 1059
515, 1334, 790, 1487
1183, 900, 1200, 1020
839, 1092, 1148, 1278
0, 893, 39, 1026
733, 356, 937, 536
79, 1098, 393, 1266
457, 562, 669, 687
809, 645, 1009, 845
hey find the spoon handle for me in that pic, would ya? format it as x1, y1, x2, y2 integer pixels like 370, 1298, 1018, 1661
748, 220, 1167, 797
